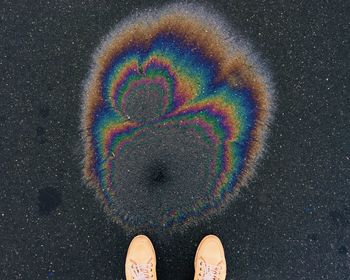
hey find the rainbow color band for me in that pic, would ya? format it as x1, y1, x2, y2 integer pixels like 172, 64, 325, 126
82, 4, 273, 230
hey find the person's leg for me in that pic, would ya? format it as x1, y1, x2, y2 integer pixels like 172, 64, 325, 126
194, 235, 227, 280
125, 235, 157, 280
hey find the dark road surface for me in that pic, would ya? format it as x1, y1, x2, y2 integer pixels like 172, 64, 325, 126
0, 0, 349, 279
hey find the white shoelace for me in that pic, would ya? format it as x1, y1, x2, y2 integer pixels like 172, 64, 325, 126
200, 262, 222, 280
130, 262, 153, 280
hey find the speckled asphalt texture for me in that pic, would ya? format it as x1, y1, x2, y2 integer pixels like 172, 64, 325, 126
0, 0, 349, 279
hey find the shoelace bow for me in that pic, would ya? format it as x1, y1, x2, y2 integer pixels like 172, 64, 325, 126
200, 261, 222, 280
130, 262, 153, 280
